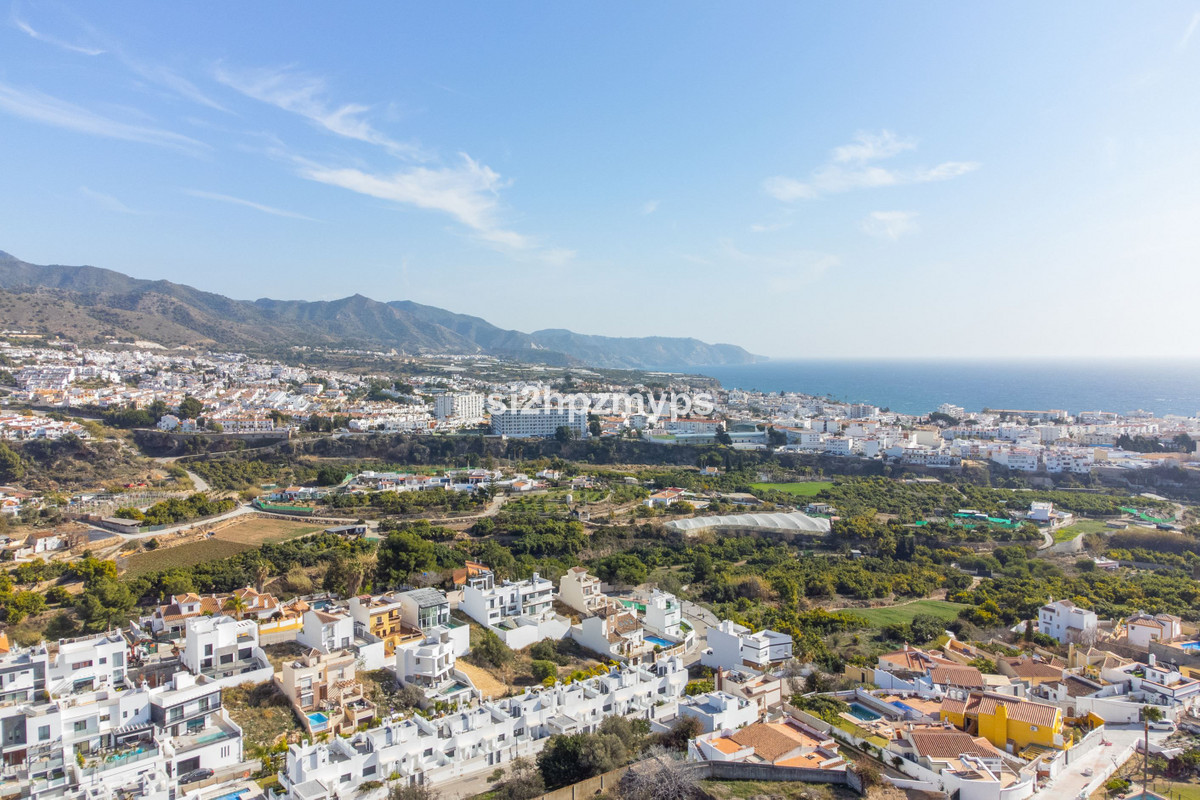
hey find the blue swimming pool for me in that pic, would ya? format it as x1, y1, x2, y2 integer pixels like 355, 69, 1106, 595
308, 712, 329, 726
645, 635, 674, 648
1180, 642, 1200, 652
848, 702, 882, 721
210, 791, 247, 800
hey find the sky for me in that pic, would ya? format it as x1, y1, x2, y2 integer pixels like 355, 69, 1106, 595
2, 3, 1200, 360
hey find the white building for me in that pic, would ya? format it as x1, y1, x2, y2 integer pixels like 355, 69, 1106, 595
277, 657, 688, 800
181, 615, 273, 688
459, 570, 565, 649
642, 589, 686, 642
0, 633, 247, 800
1126, 612, 1183, 649
434, 393, 484, 422
701, 620, 793, 671
558, 567, 606, 615
489, 408, 589, 439
1037, 600, 1099, 645
675, 690, 758, 733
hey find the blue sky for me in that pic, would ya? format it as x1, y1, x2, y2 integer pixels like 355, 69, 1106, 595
2, 3, 1199, 359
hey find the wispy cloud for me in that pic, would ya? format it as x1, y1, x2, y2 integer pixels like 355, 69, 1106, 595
1180, 12, 1200, 52
0, 82, 207, 154
214, 64, 422, 158
79, 186, 143, 214
293, 153, 568, 260
641, 199, 660, 215
832, 130, 916, 164
13, 8, 226, 110
764, 130, 978, 201
183, 189, 317, 221
861, 210, 919, 240
12, 13, 104, 55
749, 221, 791, 234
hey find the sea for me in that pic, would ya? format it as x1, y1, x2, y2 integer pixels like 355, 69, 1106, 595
688, 360, 1200, 418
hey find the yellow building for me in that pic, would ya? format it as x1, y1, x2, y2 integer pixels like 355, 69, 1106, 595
348, 595, 423, 656
940, 691, 1067, 754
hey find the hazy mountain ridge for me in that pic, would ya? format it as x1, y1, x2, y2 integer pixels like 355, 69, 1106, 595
0, 251, 762, 369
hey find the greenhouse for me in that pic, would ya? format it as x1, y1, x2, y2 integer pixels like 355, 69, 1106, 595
665, 510, 832, 535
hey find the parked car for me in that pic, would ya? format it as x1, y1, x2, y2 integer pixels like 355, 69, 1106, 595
1148, 720, 1176, 732
178, 768, 213, 785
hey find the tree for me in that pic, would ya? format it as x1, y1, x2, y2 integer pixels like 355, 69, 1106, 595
1142, 705, 1164, 723
618, 751, 698, 800
656, 716, 702, 752
554, 425, 576, 443
493, 758, 544, 800
316, 465, 347, 486
714, 430, 733, 446
531, 660, 558, 683
0, 443, 24, 482
376, 531, 437, 587
386, 784, 439, 800
588, 416, 602, 438
537, 731, 628, 789
908, 614, 946, 644
224, 594, 247, 620
178, 395, 204, 420
75, 578, 135, 632
471, 630, 514, 668
324, 554, 368, 598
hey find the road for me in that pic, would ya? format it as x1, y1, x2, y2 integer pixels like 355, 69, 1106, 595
681, 600, 715, 665
1041, 725, 1171, 800
185, 468, 210, 493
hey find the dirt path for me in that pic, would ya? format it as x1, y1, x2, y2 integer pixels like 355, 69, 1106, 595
455, 662, 508, 700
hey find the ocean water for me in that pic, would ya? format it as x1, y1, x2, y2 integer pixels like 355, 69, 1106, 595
691, 360, 1200, 418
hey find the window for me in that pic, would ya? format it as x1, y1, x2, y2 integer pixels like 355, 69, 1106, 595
340, 774, 352, 783
38, 725, 49, 741
74, 720, 87, 732
169, 708, 183, 722
204, 644, 213, 656
363, 766, 376, 777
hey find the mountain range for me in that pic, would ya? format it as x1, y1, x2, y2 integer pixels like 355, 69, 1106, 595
0, 251, 763, 370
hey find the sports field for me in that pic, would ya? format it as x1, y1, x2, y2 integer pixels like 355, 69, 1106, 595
847, 599, 969, 626
750, 481, 833, 497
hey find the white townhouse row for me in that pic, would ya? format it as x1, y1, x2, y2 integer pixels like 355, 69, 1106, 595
278, 656, 689, 800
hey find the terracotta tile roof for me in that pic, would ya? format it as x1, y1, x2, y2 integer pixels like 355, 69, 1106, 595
939, 697, 968, 718
929, 665, 984, 688
909, 729, 1002, 759
1001, 656, 1065, 681
968, 692, 1060, 727
710, 737, 744, 755
879, 648, 954, 672
729, 722, 811, 763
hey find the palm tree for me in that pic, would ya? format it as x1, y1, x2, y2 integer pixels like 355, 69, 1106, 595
253, 562, 271, 593
224, 594, 247, 621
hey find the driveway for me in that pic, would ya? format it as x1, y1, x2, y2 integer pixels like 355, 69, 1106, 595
1043, 725, 1171, 800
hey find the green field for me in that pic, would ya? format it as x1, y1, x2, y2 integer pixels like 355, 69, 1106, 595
1052, 519, 1111, 543
847, 599, 969, 626
750, 481, 833, 497
123, 539, 252, 577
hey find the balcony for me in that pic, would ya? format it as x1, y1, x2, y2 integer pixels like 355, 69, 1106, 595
78, 743, 160, 777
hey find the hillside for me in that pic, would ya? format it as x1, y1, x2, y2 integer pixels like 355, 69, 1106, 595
0, 251, 763, 369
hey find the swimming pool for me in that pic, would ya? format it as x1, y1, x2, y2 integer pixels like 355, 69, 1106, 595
194, 731, 228, 745
1180, 642, 1200, 652
443, 682, 470, 694
645, 635, 674, 648
307, 712, 329, 727
848, 702, 882, 721
210, 790, 247, 800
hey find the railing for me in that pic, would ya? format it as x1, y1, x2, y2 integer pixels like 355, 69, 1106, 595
78, 746, 160, 777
